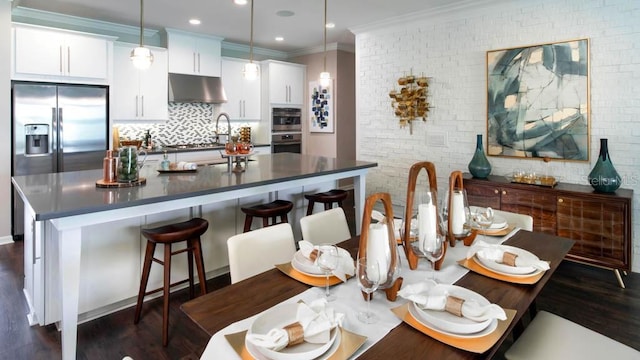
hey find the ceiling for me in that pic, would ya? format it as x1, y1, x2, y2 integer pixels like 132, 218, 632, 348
12, 0, 479, 53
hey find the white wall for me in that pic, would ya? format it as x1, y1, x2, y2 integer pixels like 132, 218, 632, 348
354, 0, 640, 272
0, 1, 12, 244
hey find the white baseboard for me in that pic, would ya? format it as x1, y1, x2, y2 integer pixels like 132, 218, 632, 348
0, 235, 15, 246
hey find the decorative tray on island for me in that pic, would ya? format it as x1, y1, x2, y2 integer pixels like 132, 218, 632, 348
96, 178, 146, 188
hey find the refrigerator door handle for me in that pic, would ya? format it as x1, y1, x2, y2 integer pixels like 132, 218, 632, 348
141, 95, 144, 117
51, 107, 59, 171
58, 107, 64, 171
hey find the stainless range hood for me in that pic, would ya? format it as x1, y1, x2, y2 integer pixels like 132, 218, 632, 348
168, 73, 228, 103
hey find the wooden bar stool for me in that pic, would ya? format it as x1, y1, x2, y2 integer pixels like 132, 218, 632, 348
305, 189, 348, 215
134, 217, 209, 346
241, 199, 294, 232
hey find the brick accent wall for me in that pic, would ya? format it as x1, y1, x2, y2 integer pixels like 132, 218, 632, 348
354, 0, 640, 272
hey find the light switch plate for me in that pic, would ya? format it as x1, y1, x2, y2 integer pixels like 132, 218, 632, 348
426, 130, 447, 147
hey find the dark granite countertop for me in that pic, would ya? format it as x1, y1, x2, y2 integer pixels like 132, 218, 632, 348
12, 153, 377, 221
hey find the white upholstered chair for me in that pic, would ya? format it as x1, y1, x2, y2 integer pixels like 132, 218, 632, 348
505, 310, 640, 360
299, 207, 352, 246
227, 222, 296, 284
493, 209, 533, 231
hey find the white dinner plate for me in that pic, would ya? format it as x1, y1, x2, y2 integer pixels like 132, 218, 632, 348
246, 303, 339, 360
409, 301, 498, 339
291, 250, 325, 277
475, 245, 540, 276
469, 207, 508, 230
411, 284, 493, 334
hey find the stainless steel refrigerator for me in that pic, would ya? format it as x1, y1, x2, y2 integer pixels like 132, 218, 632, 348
11, 82, 108, 238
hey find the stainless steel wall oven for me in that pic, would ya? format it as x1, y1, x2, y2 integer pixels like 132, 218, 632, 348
272, 107, 301, 132
271, 133, 301, 153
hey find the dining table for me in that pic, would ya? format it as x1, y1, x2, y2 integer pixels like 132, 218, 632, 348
181, 230, 574, 359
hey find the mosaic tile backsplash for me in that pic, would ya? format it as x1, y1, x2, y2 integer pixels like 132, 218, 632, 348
116, 103, 260, 146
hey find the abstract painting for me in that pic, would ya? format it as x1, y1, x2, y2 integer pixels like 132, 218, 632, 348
486, 39, 589, 161
309, 80, 334, 133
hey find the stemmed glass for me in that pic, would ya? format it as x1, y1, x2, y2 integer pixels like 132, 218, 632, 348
473, 207, 495, 241
356, 256, 380, 324
423, 234, 445, 282
315, 244, 339, 302
411, 232, 445, 282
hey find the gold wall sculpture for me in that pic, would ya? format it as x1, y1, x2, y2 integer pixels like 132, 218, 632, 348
389, 71, 430, 134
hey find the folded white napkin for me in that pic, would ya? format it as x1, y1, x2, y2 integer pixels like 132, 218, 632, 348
246, 299, 344, 351
298, 240, 355, 282
398, 281, 507, 322
174, 161, 197, 170
467, 240, 550, 271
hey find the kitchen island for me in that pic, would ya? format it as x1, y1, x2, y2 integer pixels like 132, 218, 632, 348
11, 153, 377, 360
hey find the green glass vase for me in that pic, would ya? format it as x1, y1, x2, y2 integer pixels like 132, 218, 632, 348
468, 134, 492, 179
588, 138, 621, 193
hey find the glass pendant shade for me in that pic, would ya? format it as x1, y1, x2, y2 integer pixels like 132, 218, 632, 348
319, 71, 331, 87
243, 62, 259, 80
131, 0, 152, 70
130, 46, 153, 70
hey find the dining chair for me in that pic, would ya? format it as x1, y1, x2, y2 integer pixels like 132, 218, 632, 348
299, 207, 352, 246
505, 310, 640, 359
227, 222, 297, 284
493, 209, 533, 231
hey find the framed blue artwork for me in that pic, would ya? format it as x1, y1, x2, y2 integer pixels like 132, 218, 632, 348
487, 38, 590, 161
309, 80, 334, 133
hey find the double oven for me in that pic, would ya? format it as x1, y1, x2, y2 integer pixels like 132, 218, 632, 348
271, 107, 302, 153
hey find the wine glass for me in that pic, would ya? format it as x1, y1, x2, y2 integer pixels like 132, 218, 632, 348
473, 207, 495, 242
423, 234, 445, 282
356, 256, 380, 324
315, 244, 339, 302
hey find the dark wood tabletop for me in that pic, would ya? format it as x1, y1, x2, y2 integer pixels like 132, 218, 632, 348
181, 231, 574, 359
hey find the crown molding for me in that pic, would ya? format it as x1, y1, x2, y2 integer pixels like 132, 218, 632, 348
221, 41, 288, 59
288, 42, 355, 58
11, 6, 158, 38
350, 0, 513, 34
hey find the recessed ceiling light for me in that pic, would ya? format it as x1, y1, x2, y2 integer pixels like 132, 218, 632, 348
276, 10, 295, 17
234, 0, 248, 5
189, 18, 201, 25
275, 36, 284, 41
325, 22, 335, 29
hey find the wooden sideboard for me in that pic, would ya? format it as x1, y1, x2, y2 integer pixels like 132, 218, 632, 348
463, 173, 633, 287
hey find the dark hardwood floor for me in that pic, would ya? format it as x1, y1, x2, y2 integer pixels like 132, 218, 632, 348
1, 194, 639, 359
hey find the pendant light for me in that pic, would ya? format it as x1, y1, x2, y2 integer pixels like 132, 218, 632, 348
242, 0, 259, 80
318, 0, 331, 87
130, 0, 154, 70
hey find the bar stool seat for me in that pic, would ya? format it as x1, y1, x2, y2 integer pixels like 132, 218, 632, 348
305, 189, 348, 215
241, 199, 294, 232
134, 217, 209, 346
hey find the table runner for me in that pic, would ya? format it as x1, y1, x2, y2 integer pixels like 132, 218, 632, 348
199, 229, 520, 359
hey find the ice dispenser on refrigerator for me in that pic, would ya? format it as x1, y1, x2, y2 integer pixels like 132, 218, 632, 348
24, 124, 49, 155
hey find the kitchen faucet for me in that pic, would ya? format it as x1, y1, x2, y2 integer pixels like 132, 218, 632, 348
215, 112, 231, 144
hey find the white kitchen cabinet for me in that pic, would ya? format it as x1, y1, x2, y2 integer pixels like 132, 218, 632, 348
12, 23, 114, 84
166, 29, 222, 77
263, 60, 305, 105
112, 43, 168, 121
221, 57, 261, 120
